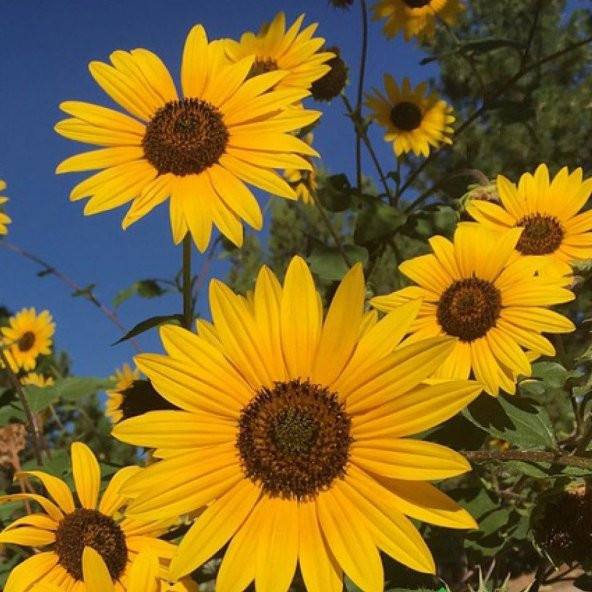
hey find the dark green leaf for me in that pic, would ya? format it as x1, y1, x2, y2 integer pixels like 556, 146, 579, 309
317, 174, 353, 212
72, 283, 96, 299
309, 244, 368, 281
37, 377, 115, 402
530, 361, 581, 388
354, 203, 407, 245
463, 394, 556, 450
113, 279, 167, 308
488, 99, 535, 124
112, 314, 183, 345
460, 37, 523, 54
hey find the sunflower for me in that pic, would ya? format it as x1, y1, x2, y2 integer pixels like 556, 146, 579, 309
113, 256, 481, 591
372, 225, 575, 396
365, 76, 454, 157
224, 12, 334, 93
106, 363, 140, 423
2, 308, 55, 371
55, 26, 320, 252
0, 442, 186, 591
371, 0, 465, 42
284, 133, 317, 204
0, 180, 11, 235
466, 164, 592, 279
22, 373, 55, 388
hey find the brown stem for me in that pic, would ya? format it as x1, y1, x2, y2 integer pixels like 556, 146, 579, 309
399, 34, 592, 200
0, 349, 43, 466
463, 449, 592, 470
193, 237, 221, 304
311, 193, 353, 268
1, 241, 141, 353
354, 0, 369, 190
182, 234, 193, 330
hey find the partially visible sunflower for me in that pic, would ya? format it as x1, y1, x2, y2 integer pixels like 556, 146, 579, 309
371, 0, 465, 42
224, 12, 334, 93
106, 363, 140, 423
22, 373, 55, 388
284, 133, 317, 204
114, 257, 482, 591
0, 442, 183, 591
365, 76, 454, 157
372, 225, 575, 396
466, 164, 592, 279
0, 180, 11, 235
55, 25, 320, 251
2, 308, 55, 371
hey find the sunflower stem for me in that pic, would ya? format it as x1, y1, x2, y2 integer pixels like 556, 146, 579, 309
0, 348, 43, 466
311, 193, 353, 268
182, 234, 193, 330
354, 0, 369, 191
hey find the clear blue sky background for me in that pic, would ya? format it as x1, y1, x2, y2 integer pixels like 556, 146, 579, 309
2, 1, 579, 379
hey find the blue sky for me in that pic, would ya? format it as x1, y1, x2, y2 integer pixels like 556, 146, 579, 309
0, 0, 439, 378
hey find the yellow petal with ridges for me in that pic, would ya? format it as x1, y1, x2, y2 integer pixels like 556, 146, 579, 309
82, 547, 114, 592
5, 552, 58, 592
15, 471, 75, 514
71, 442, 100, 509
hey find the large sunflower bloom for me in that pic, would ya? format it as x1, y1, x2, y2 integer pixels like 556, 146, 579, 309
466, 164, 592, 279
372, 225, 575, 396
365, 76, 454, 157
224, 13, 334, 92
0, 180, 11, 235
55, 26, 320, 251
0, 443, 184, 591
2, 308, 55, 371
371, 0, 465, 42
113, 257, 481, 592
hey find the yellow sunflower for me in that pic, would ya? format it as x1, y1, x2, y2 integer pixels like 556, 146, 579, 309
0, 179, 11, 235
55, 26, 320, 252
0, 442, 186, 591
467, 164, 592, 279
372, 225, 575, 396
224, 12, 334, 93
371, 0, 465, 42
106, 363, 140, 423
22, 373, 56, 388
2, 308, 55, 371
113, 257, 481, 591
365, 76, 454, 157
284, 133, 317, 204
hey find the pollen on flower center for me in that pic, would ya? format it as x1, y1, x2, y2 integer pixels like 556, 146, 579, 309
437, 278, 502, 342
17, 331, 35, 352
142, 98, 228, 176
403, 0, 432, 7
516, 214, 564, 255
54, 508, 127, 581
390, 101, 423, 131
237, 379, 352, 500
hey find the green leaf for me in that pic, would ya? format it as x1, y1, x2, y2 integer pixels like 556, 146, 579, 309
463, 394, 557, 450
354, 203, 407, 246
113, 279, 167, 308
530, 361, 581, 388
309, 244, 368, 281
112, 314, 183, 345
317, 174, 353, 212
37, 377, 115, 402
488, 99, 535, 124
21, 448, 71, 478
460, 37, 523, 54
71, 283, 96, 299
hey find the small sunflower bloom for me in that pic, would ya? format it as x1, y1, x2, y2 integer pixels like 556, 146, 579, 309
225, 12, 334, 93
113, 257, 481, 592
2, 308, 55, 371
284, 133, 318, 204
0, 442, 183, 591
0, 180, 11, 235
106, 364, 178, 424
22, 373, 55, 388
365, 76, 454, 157
55, 25, 320, 251
372, 225, 575, 396
371, 0, 465, 42
467, 164, 592, 279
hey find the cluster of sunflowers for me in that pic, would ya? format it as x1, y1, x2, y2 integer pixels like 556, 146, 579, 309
0, 1, 591, 591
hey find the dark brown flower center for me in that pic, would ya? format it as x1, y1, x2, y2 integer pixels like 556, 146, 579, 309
55, 508, 127, 581
516, 214, 564, 255
142, 98, 228, 176
437, 278, 502, 342
249, 58, 279, 78
390, 101, 423, 131
119, 379, 179, 422
237, 379, 352, 500
17, 331, 35, 352
403, 0, 432, 7
311, 47, 348, 102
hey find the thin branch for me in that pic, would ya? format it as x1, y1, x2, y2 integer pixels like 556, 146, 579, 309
399, 34, 592, 200
1, 241, 141, 354
182, 234, 193, 330
310, 193, 353, 268
354, 0, 369, 190
193, 236, 221, 305
463, 449, 592, 470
